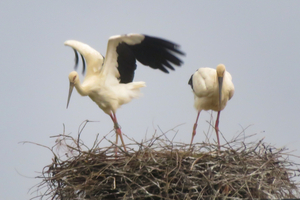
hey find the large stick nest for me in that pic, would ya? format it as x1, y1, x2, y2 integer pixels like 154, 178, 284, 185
29, 121, 300, 199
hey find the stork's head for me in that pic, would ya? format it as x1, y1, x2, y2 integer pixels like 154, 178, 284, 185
66, 71, 79, 108
68, 71, 79, 84
216, 64, 226, 110
216, 64, 226, 78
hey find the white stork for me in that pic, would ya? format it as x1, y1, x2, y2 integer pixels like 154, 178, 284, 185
188, 64, 234, 151
65, 33, 184, 152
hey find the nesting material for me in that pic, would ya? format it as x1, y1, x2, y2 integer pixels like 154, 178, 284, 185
30, 124, 300, 199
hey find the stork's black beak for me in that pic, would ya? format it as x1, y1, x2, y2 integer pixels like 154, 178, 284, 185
218, 77, 223, 110
66, 82, 75, 109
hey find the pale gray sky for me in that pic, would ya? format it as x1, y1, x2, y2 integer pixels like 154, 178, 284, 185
1, 1, 300, 199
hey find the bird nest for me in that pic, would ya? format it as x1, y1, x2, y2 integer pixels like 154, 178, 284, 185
29, 122, 300, 199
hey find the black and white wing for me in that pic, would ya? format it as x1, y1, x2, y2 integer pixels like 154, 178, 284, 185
64, 40, 104, 79
102, 34, 185, 84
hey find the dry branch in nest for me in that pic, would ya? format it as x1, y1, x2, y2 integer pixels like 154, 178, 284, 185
29, 121, 300, 199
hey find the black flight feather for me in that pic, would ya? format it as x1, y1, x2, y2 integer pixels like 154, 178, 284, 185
125, 35, 185, 74
72, 48, 86, 75
80, 53, 86, 74
73, 48, 79, 70
188, 74, 194, 91
115, 34, 185, 83
116, 43, 137, 83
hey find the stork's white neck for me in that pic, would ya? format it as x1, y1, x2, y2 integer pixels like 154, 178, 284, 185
74, 81, 89, 96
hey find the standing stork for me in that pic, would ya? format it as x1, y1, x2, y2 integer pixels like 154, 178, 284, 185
65, 34, 184, 153
188, 64, 234, 151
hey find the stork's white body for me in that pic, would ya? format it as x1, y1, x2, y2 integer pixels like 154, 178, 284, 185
72, 70, 145, 115
189, 64, 234, 151
192, 67, 234, 112
90, 81, 145, 114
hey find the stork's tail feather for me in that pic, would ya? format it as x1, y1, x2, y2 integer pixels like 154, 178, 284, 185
124, 81, 146, 99
128, 81, 146, 89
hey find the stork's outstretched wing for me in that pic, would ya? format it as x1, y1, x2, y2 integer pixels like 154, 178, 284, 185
64, 40, 104, 79
102, 34, 185, 84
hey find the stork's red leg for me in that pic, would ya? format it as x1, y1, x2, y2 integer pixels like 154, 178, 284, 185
110, 112, 127, 154
215, 111, 221, 151
190, 110, 201, 148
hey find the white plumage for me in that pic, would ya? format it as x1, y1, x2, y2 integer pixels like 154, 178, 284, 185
188, 64, 234, 151
65, 34, 184, 153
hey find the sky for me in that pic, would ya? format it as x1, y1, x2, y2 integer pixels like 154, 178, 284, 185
1, 1, 300, 199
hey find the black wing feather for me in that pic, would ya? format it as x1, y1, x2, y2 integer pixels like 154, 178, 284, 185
125, 35, 185, 73
188, 74, 194, 91
161, 60, 175, 71
116, 43, 137, 83
73, 48, 79, 70
80, 54, 86, 74
72, 48, 86, 75
115, 34, 184, 83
